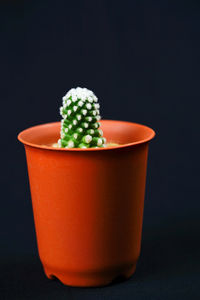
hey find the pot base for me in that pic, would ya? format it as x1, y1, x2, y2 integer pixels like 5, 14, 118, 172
43, 263, 136, 287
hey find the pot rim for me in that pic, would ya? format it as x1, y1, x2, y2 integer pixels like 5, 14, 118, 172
18, 119, 155, 151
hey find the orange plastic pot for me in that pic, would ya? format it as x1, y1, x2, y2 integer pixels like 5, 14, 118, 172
18, 120, 155, 287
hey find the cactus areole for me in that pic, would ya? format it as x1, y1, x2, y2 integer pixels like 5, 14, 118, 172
58, 87, 106, 148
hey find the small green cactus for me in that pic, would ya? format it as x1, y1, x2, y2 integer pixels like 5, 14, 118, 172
58, 87, 106, 148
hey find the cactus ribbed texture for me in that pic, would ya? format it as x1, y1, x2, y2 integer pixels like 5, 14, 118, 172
58, 87, 106, 148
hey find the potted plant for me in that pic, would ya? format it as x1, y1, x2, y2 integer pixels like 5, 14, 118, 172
18, 87, 155, 287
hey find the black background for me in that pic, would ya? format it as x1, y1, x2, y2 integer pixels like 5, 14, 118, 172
1, 0, 200, 299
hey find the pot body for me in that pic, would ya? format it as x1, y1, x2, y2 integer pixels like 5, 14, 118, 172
19, 120, 154, 287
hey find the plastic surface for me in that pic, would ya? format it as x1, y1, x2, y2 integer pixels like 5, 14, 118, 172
18, 120, 155, 287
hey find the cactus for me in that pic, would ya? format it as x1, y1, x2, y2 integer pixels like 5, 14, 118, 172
58, 87, 106, 148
